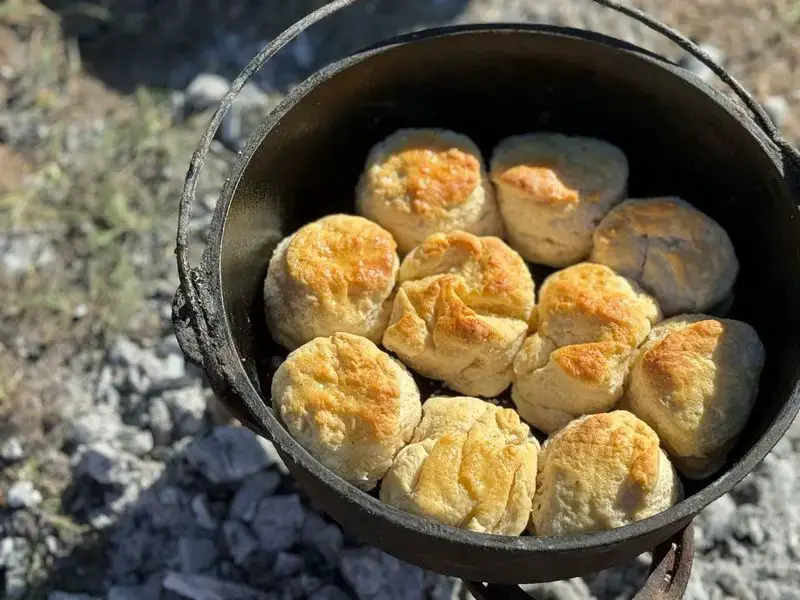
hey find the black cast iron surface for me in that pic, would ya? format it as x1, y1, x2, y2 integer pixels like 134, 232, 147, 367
173, 0, 800, 586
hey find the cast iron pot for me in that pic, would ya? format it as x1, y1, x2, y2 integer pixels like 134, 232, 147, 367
173, 0, 800, 597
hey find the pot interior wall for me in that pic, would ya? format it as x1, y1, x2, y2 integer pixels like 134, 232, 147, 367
218, 27, 800, 502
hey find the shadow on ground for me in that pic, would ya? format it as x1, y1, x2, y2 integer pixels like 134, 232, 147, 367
41, 0, 471, 94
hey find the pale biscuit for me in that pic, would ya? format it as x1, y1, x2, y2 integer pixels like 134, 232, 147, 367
591, 197, 739, 316
271, 333, 422, 491
512, 334, 634, 433
380, 396, 539, 535
264, 214, 399, 350
531, 411, 681, 536
624, 315, 765, 479
356, 128, 504, 255
491, 133, 628, 267
382, 231, 535, 397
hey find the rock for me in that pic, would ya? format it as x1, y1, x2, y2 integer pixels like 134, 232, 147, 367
0, 537, 31, 599
149, 398, 174, 446
699, 494, 737, 549
162, 571, 269, 600
677, 43, 724, 82
0, 437, 24, 463
521, 580, 592, 600
149, 353, 189, 393
309, 586, 352, 600
219, 107, 243, 151
258, 437, 288, 474
72, 442, 124, 485
340, 547, 424, 600
0, 233, 54, 274
272, 552, 305, 579
179, 536, 219, 573
426, 574, 462, 600
48, 593, 100, 600
223, 520, 259, 566
186, 73, 231, 111
191, 494, 217, 531
291, 33, 315, 68
7, 480, 43, 509
109, 337, 145, 367
763, 95, 789, 129
716, 564, 756, 600
117, 425, 155, 457
108, 585, 150, 600
70, 406, 122, 445
304, 523, 343, 567
187, 426, 274, 485
161, 387, 207, 438
282, 574, 325, 599
250, 494, 305, 554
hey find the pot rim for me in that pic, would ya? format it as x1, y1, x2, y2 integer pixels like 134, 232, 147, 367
205, 24, 800, 554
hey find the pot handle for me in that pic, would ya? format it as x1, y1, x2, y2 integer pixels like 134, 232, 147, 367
465, 522, 694, 600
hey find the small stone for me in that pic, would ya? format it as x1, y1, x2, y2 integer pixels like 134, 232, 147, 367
187, 426, 273, 485
149, 398, 174, 446
716, 565, 756, 600
340, 547, 424, 600
179, 536, 219, 574
309, 586, 352, 600
701, 494, 737, 546
45, 535, 59, 554
0, 437, 24, 462
117, 425, 154, 457
305, 523, 343, 566
48, 593, 100, 600
272, 552, 305, 579
109, 337, 144, 367
0, 537, 31, 598
250, 494, 305, 554
7, 480, 43, 509
149, 353, 189, 393
763, 95, 789, 129
426, 575, 461, 600
73, 443, 120, 485
186, 73, 231, 111
291, 33, 315, 68
678, 43, 724, 82
283, 574, 324, 598
219, 107, 243, 151
257, 437, 288, 474
162, 387, 207, 438
191, 494, 217, 530
223, 520, 259, 566
70, 406, 122, 445
73, 303, 88, 319
108, 585, 147, 600
520, 580, 591, 600
162, 571, 268, 600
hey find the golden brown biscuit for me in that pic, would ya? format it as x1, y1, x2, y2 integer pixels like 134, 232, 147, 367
271, 333, 422, 491
356, 129, 504, 254
382, 231, 536, 397
624, 315, 765, 479
536, 262, 662, 348
512, 334, 634, 433
264, 214, 399, 350
531, 411, 680, 536
380, 396, 539, 535
591, 197, 739, 316
490, 133, 628, 267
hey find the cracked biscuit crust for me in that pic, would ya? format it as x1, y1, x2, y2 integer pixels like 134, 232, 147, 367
590, 197, 738, 316
382, 231, 536, 397
531, 411, 680, 536
272, 333, 422, 491
380, 396, 539, 535
356, 128, 504, 254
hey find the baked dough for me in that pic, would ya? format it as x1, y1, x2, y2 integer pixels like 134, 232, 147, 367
490, 133, 628, 267
271, 333, 422, 491
264, 214, 399, 350
535, 262, 662, 349
356, 128, 503, 255
382, 231, 536, 397
624, 315, 765, 479
511, 263, 661, 432
531, 411, 680, 536
591, 197, 739, 316
512, 334, 634, 433
380, 396, 539, 535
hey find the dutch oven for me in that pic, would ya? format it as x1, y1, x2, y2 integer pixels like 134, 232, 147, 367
172, 0, 800, 597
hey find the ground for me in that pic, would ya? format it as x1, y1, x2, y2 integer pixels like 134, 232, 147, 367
0, 1, 799, 599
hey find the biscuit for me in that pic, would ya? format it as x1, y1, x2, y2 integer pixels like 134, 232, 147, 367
382, 231, 536, 397
512, 334, 634, 433
624, 315, 765, 479
591, 197, 739, 316
380, 396, 539, 535
535, 262, 662, 349
531, 411, 680, 536
271, 333, 422, 491
490, 133, 628, 267
356, 128, 504, 254
264, 214, 399, 350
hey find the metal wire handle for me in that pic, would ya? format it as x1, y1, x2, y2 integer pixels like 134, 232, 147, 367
176, 0, 800, 308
